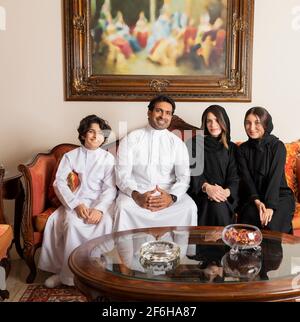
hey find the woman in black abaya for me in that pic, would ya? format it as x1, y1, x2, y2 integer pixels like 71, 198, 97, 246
187, 105, 239, 226
237, 107, 295, 233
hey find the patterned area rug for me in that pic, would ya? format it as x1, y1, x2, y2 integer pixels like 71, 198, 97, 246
19, 284, 87, 302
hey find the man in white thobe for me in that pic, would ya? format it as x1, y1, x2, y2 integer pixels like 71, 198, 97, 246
114, 95, 197, 232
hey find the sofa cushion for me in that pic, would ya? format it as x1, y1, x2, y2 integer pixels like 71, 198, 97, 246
34, 207, 57, 233
47, 157, 62, 208
0, 225, 13, 259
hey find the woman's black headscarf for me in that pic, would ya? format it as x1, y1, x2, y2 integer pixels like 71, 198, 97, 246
245, 107, 278, 151
244, 107, 279, 180
201, 105, 231, 152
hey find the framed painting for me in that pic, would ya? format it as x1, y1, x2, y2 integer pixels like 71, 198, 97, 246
64, 0, 254, 101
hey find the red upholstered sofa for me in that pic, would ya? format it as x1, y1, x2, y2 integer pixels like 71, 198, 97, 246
17, 116, 300, 283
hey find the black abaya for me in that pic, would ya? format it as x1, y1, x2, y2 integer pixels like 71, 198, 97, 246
237, 136, 295, 233
187, 135, 239, 226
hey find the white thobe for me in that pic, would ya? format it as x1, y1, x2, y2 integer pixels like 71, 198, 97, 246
114, 125, 197, 232
38, 146, 117, 286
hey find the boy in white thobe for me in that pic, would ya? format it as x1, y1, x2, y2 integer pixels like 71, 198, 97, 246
114, 95, 197, 232
39, 115, 117, 287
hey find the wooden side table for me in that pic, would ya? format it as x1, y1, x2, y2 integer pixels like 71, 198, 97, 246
0, 167, 24, 258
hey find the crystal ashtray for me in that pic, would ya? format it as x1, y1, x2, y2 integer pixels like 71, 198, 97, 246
222, 224, 262, 252
139, 241, 180, 273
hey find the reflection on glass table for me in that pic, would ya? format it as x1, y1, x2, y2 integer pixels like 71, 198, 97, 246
88, 228, 284, 284
114, 230, 191, 278
222, 250, 262, 281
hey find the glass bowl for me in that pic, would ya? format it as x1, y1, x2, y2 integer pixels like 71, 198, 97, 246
139, 241, 180, 273
222, 224, 262, 252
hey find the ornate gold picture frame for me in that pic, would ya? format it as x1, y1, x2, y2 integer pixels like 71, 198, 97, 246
64, 0, 254, 101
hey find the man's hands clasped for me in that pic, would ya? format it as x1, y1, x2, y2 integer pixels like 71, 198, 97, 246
132, 185, 174, 212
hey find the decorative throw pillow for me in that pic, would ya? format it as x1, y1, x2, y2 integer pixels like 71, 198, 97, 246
284, 141, 300, 230
284, 141, 300, 198
292, 156, 300, 229
296, 156, 300, 202
67, 171, 80, 192
293, 203, 300, 230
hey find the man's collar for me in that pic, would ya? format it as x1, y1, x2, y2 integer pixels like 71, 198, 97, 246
146, 123, 168, 133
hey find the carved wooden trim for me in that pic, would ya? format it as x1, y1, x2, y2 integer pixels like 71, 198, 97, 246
219, 69, 241, 90
73, 14, 86, 33
232, 11, 249, 37
149, 79, 171, 93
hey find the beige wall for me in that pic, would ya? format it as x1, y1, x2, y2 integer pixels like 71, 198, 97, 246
0, 0, 300, 175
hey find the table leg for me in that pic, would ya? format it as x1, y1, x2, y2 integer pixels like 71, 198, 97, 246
2, 175, 25, 259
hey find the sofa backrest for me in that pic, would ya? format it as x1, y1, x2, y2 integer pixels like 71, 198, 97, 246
47, 144, 79, 209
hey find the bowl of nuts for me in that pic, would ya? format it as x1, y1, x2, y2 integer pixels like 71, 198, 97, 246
222, 224, 262, 253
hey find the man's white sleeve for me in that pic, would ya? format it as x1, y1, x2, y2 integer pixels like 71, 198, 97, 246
116, 135, 138, 197
53, 155, 82, 210
92, 156, 117, 215
169, 141, 190, 199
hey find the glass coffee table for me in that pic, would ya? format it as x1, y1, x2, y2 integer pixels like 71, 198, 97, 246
68, 226, 300, 302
